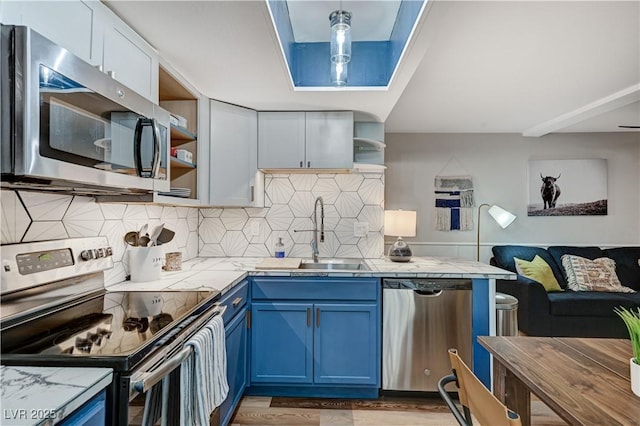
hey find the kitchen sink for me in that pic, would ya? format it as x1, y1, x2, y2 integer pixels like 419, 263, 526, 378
298, 258, 369, 271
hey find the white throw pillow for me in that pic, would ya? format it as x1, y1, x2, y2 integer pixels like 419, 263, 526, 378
561, 254, 635, 293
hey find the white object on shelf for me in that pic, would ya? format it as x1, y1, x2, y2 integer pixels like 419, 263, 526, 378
176, 149, 193, 163
170, 113, 188, 129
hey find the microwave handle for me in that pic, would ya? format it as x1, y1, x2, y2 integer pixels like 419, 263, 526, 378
150, 118, 160, 178
134, 118, 160, 178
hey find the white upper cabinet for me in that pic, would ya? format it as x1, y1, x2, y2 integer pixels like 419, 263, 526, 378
1, 0, 101, 66
100, 6, 158, 102
0, 0, 158, 102
258, 111, 354, 170
305, 111, 353, 169
210, 100, 262, 207
258, 112, 306, 169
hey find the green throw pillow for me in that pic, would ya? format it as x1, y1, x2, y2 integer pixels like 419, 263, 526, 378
514, 255, 563, 292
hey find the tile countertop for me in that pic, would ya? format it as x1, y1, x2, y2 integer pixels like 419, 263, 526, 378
1, 366, 112, 426
106, 256, 516, 294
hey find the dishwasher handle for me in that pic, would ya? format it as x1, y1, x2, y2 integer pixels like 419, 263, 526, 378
414, 289, 443, 297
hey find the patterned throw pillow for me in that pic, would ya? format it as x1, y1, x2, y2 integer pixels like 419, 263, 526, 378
561, 254, 635, 293
514, 255, 563, 292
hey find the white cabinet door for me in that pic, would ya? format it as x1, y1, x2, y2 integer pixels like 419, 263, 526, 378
210, 100, 260, 207
258, 112, 305, 169
1, 0, 158, 103
305, 111, 354, 169
0, 0, 100, 66
101, 7, 159, 103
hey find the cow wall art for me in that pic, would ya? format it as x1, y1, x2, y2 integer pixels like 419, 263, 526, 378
527, 159, 608, 216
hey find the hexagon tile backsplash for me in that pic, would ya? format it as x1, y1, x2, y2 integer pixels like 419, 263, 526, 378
0, 171, 385, 281
199, 172, 385, 259
0, 190, 199, 285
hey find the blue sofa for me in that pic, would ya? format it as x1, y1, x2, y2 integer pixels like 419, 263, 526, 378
491, 245, 640, 338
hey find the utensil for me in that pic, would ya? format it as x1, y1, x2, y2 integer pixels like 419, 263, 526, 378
156, 227, 175, 245
138, 224, 148, 246
148, 223, 164, 246
138, 235, 151, 247
124, 231, 139, 246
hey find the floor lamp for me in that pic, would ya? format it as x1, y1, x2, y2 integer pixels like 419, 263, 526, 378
476, 204, 516, 261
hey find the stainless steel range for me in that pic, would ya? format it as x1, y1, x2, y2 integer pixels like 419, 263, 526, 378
1, 237, 223, 425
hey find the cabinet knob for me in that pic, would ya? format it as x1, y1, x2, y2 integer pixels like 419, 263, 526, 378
300, 161, 303, 168
307, 161, 311, 168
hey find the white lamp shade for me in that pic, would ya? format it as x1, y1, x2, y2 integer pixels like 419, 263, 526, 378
384, 210, 417, 237
488, 205, 516, 229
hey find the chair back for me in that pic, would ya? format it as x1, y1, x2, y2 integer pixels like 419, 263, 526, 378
447, 348, 521, 426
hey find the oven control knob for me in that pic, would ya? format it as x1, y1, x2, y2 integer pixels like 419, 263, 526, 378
80, 250, 93, 261
105, 247, 113, 257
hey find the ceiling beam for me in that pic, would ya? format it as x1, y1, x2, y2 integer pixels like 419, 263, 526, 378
522, 84, 640, 137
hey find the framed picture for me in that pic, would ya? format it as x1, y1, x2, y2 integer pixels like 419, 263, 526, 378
528, 159, 608, 216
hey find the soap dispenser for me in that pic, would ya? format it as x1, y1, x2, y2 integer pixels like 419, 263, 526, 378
274, 237, 285, 258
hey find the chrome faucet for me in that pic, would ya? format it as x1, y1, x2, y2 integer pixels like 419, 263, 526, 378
311, 196, 325, 262
294, 196, 324, 262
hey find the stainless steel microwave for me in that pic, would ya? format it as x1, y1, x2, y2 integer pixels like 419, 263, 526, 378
0, 25, 169, 195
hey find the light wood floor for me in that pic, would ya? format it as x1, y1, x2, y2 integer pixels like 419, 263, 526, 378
230, 395, 567, 426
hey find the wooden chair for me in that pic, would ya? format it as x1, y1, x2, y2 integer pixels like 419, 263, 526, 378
437, 348, 521, 426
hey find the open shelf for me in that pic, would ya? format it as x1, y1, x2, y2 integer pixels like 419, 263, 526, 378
170, 156, 197, 169
170, 125, 197, 145
159, 65, 198, 200
354, 137, 386, 152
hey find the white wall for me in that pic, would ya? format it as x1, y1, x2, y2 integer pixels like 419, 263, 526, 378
384, 132, 640, 262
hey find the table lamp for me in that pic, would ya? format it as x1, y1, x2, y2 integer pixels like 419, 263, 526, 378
477, 204, 516, 261
384, 210, 417, 262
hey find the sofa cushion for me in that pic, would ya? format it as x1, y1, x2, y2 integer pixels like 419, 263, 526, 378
548, 246, 604, 284
604, 247, 640, 291
492, 246, 565, 286
561, 254, 635, 293
548, 291, 636, 317
514, 255, 562, 292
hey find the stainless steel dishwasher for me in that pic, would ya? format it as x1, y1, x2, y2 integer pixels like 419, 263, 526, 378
382, 278, 472, 392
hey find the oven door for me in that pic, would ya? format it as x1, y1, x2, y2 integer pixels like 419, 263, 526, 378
124, 305, 227, 425
1, 25, 169, 194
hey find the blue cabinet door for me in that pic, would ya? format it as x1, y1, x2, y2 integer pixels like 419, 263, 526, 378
220, 308, 248, 426
313, 303, 379, 386
250, 302, 313, 384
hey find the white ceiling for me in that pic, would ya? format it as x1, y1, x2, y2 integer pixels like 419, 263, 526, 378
104, 0, 640, 135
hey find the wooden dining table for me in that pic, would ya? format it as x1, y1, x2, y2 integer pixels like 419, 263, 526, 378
479, 336, 639, 426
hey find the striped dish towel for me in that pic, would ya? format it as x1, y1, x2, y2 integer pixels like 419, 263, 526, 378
181, 314, 228, 425
434, 175, 475, 231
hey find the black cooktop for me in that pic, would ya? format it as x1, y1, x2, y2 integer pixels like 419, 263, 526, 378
1, 290, 218, 370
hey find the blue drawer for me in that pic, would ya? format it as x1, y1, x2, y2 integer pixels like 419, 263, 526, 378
252, 277, 379, 301
219, 280, 249, 324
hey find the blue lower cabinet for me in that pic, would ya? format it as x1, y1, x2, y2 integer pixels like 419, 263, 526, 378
250, 302, 314, 384
248, 277, 381, 397
313, 303, 378, 385
220, 308, 248, 426
59, 389, 106, 426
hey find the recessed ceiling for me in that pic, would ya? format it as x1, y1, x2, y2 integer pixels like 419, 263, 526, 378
287, 1, 401, 42
267, 0, 424, 88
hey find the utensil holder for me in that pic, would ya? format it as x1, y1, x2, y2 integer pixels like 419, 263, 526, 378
129, 246, 164, 282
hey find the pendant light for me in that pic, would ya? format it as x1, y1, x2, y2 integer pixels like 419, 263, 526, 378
329, 9, 351, 86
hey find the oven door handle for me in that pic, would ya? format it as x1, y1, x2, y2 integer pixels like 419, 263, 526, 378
133, 346, 191, 393
131, 305, 227, 393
